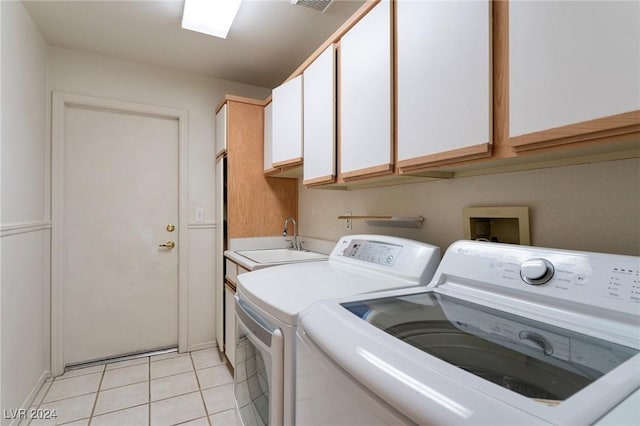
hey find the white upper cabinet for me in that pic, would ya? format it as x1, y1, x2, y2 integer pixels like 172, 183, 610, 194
215, 104, 227, 158
509, 1, 640, 145
263, 102, 274, 173
339, 0, 393, 181
272, 75, 303, 167
396, 0, 491, 171
303, 44, 336, 186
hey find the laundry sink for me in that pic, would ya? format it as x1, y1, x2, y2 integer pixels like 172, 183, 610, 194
236, 248, 328, 264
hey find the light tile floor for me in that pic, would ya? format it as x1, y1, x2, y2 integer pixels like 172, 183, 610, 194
25, 349, 236, 426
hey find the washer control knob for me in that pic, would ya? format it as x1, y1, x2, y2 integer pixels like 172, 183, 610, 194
520, 258, 554, 285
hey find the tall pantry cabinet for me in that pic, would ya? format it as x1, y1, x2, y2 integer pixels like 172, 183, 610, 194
214, 96, 297, 359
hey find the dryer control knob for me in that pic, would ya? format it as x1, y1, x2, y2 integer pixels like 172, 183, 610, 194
520, 258, 554, 285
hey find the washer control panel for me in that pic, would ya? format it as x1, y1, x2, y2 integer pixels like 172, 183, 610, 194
434, 241, 640, 316
329, 234, 441, 284
342, 239, 402, 266
520, 258, 555, 285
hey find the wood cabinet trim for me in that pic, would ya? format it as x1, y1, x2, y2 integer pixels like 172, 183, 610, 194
390, 0, 397, 176
397, 143, 492, 173
215, 95, 268, 114
263, 167, 281, 176
392, 0, 398, 177
224, 280, 237, 293
341, 163, 393, 181
336, 41, 343, 184
303, 175, 335, 187
492, 0, 511, 159
508, 111, 640, 152
272, 157, 303, 168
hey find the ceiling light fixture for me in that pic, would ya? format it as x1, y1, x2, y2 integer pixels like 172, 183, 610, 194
291, 0, 334, 13
181, 0, 242, 39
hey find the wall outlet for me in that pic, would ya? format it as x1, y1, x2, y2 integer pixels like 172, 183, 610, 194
345, 211, 352, 230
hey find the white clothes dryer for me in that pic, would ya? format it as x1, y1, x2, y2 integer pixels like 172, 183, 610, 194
234, 235, 441, 426
295, 240, 640, 425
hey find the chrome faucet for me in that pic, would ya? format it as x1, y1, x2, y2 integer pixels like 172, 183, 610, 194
283, 216, 300, 250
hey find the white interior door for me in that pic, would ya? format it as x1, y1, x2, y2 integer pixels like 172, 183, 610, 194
62, 104, 179, 365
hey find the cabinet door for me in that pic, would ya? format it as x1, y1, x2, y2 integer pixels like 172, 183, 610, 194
396, 0, 491, 172
508, 1, 640, 149
224, 285, 235, 368
272, 75, 303, 168
303, 44, 336, 186
263, 102, 275, 173
339, 0, 393, 181
215, 104, 227, 158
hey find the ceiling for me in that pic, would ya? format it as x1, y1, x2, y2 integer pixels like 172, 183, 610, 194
22, 0, 365, 89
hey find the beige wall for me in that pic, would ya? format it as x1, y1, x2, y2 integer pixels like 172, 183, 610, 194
299, 158, 640, 256
1, 1, 50, 422
47, 47, 270, 351
1, 30, 270, 415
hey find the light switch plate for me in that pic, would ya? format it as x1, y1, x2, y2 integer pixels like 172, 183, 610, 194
195, 208, 205, 223
345, 211, 352, 230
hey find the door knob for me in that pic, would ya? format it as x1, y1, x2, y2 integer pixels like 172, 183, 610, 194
159, 240, 176, 250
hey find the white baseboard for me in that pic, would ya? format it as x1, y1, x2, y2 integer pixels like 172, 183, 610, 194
186, 341, 219, 353
10, 370, 51, 426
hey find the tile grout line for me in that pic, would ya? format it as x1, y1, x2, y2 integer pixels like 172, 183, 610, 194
87, 365, 106, 426
44, 366, 232, 406
40, 386, 217, 420
32, 350, 221, 425
55, 351, 185, 383
190, 352, 213, 426
57, 361, 144, 381
172, 416, 208, 426
39, 389, 97, 405
80, 402, 148, 422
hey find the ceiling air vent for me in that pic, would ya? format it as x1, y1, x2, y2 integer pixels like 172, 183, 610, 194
291, 0, 334, 13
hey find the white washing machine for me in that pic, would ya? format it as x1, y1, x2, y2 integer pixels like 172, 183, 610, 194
296, 240, 640, 425
233, 235, 441, 426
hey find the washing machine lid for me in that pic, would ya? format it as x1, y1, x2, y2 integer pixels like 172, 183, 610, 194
342, 291, 638, 403
298, 288, 640, 425
237, 235, 441, 326
238, 261, 421, 326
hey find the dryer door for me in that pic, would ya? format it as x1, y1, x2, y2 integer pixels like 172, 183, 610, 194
235, 296, 284, 426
